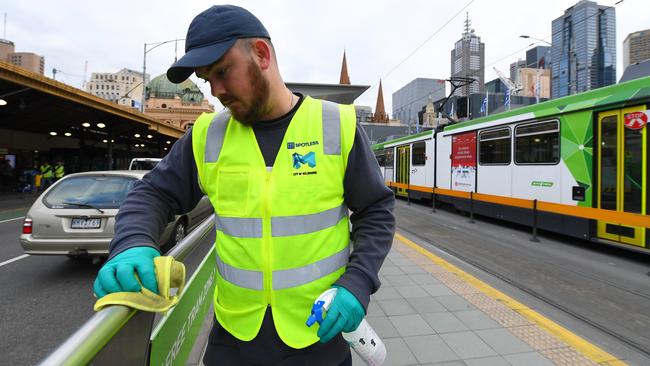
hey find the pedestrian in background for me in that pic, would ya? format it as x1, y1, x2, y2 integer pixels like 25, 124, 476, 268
54, 160, 65, 182
40, 161, 53, 191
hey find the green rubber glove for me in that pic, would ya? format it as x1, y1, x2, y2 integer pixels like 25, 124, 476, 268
93, 246, 161, 298
317, 285, 365, 343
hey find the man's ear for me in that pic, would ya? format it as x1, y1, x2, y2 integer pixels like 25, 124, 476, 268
251, 39, 272, 70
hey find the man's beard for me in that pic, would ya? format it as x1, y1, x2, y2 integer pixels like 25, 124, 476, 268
224, 60, 270, 126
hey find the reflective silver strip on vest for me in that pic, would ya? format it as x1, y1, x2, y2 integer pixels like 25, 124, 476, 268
205, 111, 231, 163
271, 204, 347, 237
215, 251, 264, 290
215, 215, 263, 238
215, 246, 350, 290
273, 246, 349, 290
321, 100, 341, 155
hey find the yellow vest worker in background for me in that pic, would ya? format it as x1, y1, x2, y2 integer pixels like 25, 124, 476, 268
93, 5, 395, 365
54, 161, 65, 181
39, 162, 53, 191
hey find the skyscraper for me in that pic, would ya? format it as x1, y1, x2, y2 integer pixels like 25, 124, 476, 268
551, 0, 616, 98
526, 46, 551, 69
623, 29, 650, 69
450, 13, 485, 97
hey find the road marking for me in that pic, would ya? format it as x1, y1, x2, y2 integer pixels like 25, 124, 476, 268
0, 254, 30, 268
0, 216, 25, 224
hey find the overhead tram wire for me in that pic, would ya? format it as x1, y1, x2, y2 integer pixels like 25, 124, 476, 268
383, 0, 628, 119
358, 0, 475, 100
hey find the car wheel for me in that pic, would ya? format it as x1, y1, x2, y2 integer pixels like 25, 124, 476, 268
166, 220, 186, 250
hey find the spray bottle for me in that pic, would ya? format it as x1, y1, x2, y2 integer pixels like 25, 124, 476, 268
306, 288, 386, 366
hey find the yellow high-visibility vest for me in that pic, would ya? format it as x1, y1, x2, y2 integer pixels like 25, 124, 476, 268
192, 96, 356, 348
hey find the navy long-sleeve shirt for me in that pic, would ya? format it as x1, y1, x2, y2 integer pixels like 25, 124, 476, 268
109, 95, 395, 310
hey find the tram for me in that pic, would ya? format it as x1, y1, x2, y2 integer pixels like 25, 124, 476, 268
374, 75, 650, 250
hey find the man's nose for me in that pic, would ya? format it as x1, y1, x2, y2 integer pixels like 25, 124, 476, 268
210, 80, 226, 97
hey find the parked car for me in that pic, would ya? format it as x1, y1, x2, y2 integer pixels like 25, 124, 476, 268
128, 158, 162, 170
19, 170, 213, 258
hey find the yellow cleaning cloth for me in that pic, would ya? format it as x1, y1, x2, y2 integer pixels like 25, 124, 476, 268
94, 256, 186, 313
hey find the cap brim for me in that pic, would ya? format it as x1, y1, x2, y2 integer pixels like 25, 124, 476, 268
166, 38, 237, 84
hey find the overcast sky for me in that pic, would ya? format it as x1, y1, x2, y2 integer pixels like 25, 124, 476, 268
3, 0, 647, 115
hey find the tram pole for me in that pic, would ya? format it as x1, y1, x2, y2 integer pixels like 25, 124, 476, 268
530, 199, 540, 242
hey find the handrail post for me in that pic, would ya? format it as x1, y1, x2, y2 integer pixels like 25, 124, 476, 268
469, 191, 475, 223
531, 199, 540, 242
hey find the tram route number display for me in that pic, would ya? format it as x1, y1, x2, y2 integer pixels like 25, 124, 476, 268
623, 110, 649, 130
451, 131, 476, 192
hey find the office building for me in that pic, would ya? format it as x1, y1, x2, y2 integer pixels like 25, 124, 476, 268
510, 59, 526, 86
623, 29, 650, 69
526, 46, 551, 69
392, 78, 446, 126
450, 13, 485, 97
86, 68, 149, 107
551, 0, 616, 98
0, 39, 45, 75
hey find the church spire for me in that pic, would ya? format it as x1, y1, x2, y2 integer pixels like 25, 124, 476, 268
339, 50, 350, 85
373, 79, 388, 123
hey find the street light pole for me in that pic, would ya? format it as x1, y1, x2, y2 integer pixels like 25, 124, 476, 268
141, 43, 147, 113
141, 38, 185, 113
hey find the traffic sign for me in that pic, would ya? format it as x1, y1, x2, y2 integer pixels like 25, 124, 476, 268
623, 111, 648, 130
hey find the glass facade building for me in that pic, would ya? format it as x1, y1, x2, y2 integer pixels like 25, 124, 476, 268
526, 46, 551, 69
551, 0, 616, 99
392, 78, 446, 126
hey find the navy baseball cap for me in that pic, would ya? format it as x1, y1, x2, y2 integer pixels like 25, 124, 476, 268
167, 5, 270, 84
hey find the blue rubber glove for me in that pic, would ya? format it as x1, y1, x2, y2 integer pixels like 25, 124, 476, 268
317, 285, 365, 343
93, 246, 161, 298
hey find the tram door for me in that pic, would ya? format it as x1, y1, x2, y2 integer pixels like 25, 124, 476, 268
597, 106, 647, 247
396, 145, 410, 197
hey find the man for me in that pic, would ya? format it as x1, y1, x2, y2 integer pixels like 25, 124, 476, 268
93, 5, 394, 365
54, 160, 65, 182
39, 161, 53, 190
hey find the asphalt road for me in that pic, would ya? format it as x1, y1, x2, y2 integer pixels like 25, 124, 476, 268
394, 199, 650, 365
0, 198, 215, 365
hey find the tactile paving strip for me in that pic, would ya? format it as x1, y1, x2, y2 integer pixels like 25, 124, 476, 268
541, 347, 600, 366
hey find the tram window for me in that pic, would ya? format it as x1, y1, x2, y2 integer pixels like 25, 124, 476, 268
374, 150, 386, 166
479, 128, 511, 165
412, 142, 426, 165
385, 148, 394, 167
515, 121, 559, 164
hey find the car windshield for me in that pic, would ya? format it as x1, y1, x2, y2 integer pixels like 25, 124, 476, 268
130, 160, 159, 170
44, 176, 137, 209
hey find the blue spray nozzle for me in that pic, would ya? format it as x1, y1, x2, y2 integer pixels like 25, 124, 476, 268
305, 300, 326, 327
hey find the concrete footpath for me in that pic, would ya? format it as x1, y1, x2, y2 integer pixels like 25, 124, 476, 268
193, 232, 626, 366
351, 233, 624, 366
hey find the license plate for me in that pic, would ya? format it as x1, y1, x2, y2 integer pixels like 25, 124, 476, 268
71, 218, 101, 229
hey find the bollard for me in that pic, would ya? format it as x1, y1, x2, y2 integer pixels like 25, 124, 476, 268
531, 199, 540, 242
469, 192, 475, 224
431, 190, 436, 213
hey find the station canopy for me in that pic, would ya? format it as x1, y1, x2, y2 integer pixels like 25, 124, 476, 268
0, 61, 185, 148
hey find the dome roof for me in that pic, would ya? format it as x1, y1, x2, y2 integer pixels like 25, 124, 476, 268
146, 73, 205, 103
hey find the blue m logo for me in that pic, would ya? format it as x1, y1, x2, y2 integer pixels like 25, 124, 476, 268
292, 152, 316, 169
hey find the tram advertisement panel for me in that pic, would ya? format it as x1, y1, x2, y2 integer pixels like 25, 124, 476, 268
451, 131, 476, 191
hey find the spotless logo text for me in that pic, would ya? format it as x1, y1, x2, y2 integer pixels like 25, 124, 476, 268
287, 141, 319, 149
